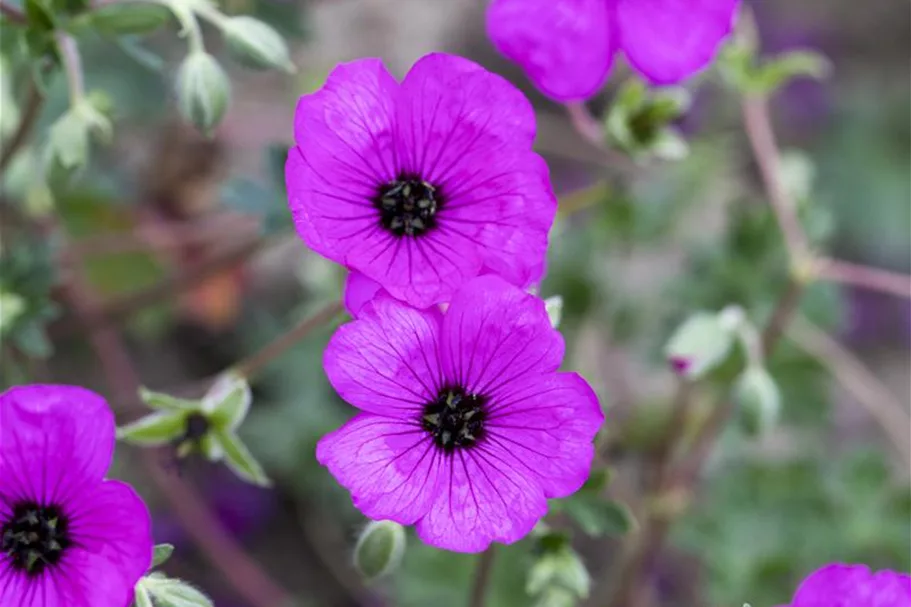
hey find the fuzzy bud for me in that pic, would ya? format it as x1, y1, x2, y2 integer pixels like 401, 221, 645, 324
353, 520, 406, 581
176, 52, 230, 136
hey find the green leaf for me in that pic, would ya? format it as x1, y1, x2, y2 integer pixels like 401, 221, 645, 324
25, 0, 55, 31
112, 36, 166, 72
152, 543, 175, 568
559, 495, 636, 538
133, 583, 154, 607
139, 387, 201, 412
87, 1, 172, 37
117, 411, 187, 445
544, 295, 563, 329
205, 374, 252, 431
142, 573, 214, 607
214, 428, 272, 487
752, 50, 831, 93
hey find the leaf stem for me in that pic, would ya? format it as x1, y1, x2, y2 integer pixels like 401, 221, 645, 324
0, 80, 44, 175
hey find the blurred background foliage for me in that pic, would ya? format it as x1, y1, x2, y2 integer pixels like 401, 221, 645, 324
0, 0, 908, 606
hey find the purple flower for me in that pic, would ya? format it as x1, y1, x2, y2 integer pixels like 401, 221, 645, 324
316, 275, 604, 552
285, 53, 557, 309
0, 385, 153, 607
486, 0, 739, 102
780, 564, 911, 607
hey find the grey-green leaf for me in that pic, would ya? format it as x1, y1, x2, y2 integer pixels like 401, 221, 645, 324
87, 2, 172, 37
561, 495, 636, 538
139, 387, 201, 412
133, 583, 155, 607
117, 411, 186, 445
214, 428, 272, 487
143, 575, 214, 607
205, 374, 251, 430
152, 543, 175, 568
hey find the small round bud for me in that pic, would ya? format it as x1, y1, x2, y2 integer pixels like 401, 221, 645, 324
734, 366, 782, 437
222, 16, 295, 72
353, 520, 406, 581
664, 312, 735, 380
176, 52, 230, 136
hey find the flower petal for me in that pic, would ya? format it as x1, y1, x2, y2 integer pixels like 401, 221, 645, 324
415, 446, 547, 552
0, 385, 114, 505
286, 58, 398, 262
791, 564, 911, 607
316, 414, 442, 524
440, 276, 564, 396
437, 148, 555, 289
61, 480, 153, 607
484, 373, 603, 498
396, 53, 536, 181
616, 0, 737, 85
0, 563, 37, 607
324, 295, 443, 416
486, 0, 615, 102
343, 271, 384, 317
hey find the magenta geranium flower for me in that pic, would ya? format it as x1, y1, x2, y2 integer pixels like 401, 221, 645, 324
779, 563, 911, 607
486, 0, 739, 101
286, 53, 557, 309
316, 275, 603, 552
0, 385, 153, 607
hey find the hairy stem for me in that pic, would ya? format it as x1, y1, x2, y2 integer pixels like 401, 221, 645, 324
56, 33, 85, 103
232, 300, 344, 379
0, 1, 25, 23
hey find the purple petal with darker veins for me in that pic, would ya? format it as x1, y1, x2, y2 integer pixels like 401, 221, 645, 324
316, 414, 443, 524
323, 295, 443, 417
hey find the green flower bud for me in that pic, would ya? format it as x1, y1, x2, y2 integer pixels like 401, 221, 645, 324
353, 520, 406, 581
664, 312, 735, 379
176, 52, 230, 136
222, 16, 294, 72
734, 366, 782, 437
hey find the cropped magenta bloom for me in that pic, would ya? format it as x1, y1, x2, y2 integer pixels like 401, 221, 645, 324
317, 275, 603, 552
487, 0, 739, 101
780, 564, 911, 607
286, 53, 556, 309
0, 385, 153, 607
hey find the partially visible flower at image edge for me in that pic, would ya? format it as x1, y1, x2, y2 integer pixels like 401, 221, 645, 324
285, 52, 557, 309
486, 0, 739, 102
0, 385, 153, 607
316, 275, 604, 552
778, 563, 911, 607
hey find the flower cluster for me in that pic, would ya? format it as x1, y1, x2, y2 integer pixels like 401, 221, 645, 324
286, 53, 604, 552
0, 385, 153, 607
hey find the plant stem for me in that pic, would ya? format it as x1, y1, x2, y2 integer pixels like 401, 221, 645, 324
788, 316, 911, 464
56, 33, 85, 103
468, 548, 497, 607
0, 80, 43, 175
232, 300, 344, 379
815, 257, 911, 299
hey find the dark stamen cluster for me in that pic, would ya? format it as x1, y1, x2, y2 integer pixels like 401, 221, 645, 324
1, 503, 70, 575
422, 386, 488, 452
182, 412, 210, 443
376, 176, 439, 237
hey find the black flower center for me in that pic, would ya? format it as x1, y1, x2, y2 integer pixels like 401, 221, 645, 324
1, 503, 71, 575
375, 176, 440, 237
422, 386, 488, 452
